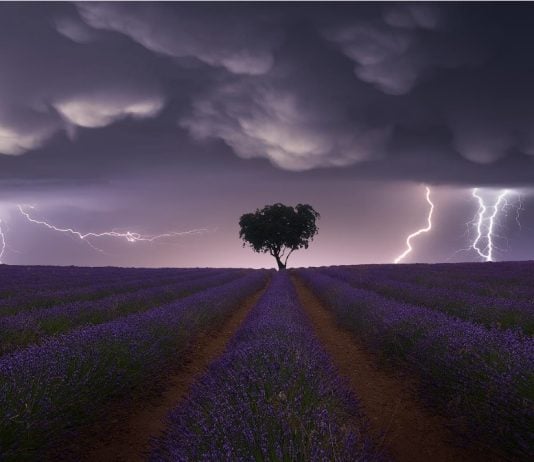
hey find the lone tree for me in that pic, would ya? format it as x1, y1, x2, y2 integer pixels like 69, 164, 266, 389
239, 203, 320, 270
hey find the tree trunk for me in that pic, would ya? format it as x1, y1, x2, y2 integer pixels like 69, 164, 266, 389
275, 255, 286, 271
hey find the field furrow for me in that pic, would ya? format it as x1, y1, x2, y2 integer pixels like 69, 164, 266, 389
293, 274, 498, 462
298, 268, 533, 459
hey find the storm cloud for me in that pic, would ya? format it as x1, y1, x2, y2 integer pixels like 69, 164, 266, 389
0, 3, 532, 184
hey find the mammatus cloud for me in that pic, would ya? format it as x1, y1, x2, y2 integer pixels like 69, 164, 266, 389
452, 123, 514, 165
54, 15, 98, 44
0, 4, 165, 156
77, 3, 283, 75
181, 80, 391, 171
55, 95, 164, 129
323, 21, 418, 95
446, 91, 534, 165
0, 122, 57, 156
0, 91, 164, 156
0, 3, 533, 185
0, 96, 65, 155
383, 5, 440, 29
322, 5, 480, 95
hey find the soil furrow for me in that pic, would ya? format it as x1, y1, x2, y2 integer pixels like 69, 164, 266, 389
292, 274, 501, 462
55, 285, 267, 462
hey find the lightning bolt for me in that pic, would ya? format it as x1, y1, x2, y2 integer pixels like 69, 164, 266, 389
470, 188, 518, 262
394, 186, 434, 264
18, 204, 208, 250
0, 219, 5, 263
515, 194, 524, 230
471, 188, 489, 260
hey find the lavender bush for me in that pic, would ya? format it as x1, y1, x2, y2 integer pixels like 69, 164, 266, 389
150, 272, 380, 462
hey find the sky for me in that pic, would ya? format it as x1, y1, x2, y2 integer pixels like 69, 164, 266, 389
1, 2, 534, 268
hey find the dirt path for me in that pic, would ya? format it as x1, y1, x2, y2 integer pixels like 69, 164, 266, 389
292, 275, 502, 462
65, 286, 266, 462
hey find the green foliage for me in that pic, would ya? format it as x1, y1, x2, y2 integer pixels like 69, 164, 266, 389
239, 203, 319, 269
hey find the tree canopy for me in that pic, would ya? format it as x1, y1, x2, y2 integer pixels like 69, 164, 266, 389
239, 203, 320, 270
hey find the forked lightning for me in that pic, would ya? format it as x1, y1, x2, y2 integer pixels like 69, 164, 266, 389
394, 186, 434, 264
470, 188, 512, 262
18, 204, 208, 247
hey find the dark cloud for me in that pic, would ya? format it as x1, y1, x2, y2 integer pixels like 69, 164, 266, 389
77, 2, 285, 75
179, 31, 393, 171
0, 3, 164, 155
321, 4, 485, 95
0, 3, 533, 186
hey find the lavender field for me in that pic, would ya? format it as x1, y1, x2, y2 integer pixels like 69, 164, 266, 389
0, 266, 268, 459
5, 2, 534, 461
0, 262, 532, 461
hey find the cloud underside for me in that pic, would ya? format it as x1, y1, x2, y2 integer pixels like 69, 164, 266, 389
0, 3, 533, 184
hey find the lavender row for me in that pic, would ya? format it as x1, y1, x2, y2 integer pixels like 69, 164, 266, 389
423, 261, 534, 286
0, 267, 225, 316
299, 269, 533, 459
0, 267, 216, 313
386, 261, 534, 286
322, 266, 534, 334
0, 265, 203, 298
151, 272, 379, 462
0, 270, 188, 313
363, 263, 534, 301
379, 262, 534, 298
0, 270, 269, 460
0, 270, 244, 356
396, 273, 534, 303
